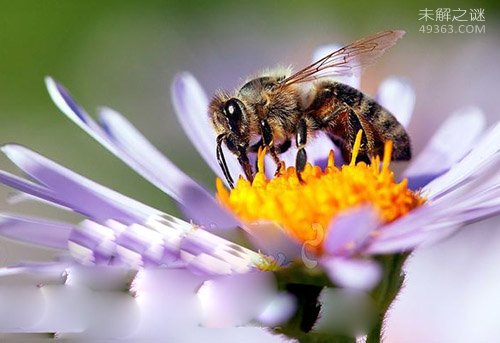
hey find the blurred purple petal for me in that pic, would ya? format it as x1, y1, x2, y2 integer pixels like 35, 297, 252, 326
1, 144, 160, 224
324, 206, 380, 256
197, 270, 276, 327
66, 265, 137, 291
0, 261, 69, 279
129, 269, 204, 338
256, 292, 297, 326
321, 257, 382, 290
243, 221, 301, 264
171, 72, 243, 185
0, 214, 72, 249
405, 107, 486, 190
311, 44, 361, 89
376, 77, 415, 128
98, 107, 239, 229
0, 286, 46, 330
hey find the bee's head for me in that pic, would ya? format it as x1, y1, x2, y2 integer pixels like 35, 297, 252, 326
209, 93, 251, 188
209, 93, 250, 153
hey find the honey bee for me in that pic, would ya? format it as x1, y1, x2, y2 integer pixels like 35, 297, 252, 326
209, 30, 411, 188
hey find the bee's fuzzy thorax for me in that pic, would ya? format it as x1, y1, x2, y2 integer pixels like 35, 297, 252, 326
241, 65, 293, 87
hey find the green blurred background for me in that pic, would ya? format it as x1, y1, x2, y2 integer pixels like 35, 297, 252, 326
1, 1, 500, 341
0, 0, 499, 258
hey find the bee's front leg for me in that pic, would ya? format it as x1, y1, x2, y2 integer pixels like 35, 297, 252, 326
237, 146, 254, 183
295, 118, 308, 182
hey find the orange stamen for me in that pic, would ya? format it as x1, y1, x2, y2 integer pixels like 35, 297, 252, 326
216, 135, 424, 253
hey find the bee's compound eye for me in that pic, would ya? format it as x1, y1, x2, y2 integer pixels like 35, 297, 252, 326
224, 99, 241, 118
223, 98, 243, 130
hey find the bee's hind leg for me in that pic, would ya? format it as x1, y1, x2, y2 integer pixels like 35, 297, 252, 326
295, 118, 309, 182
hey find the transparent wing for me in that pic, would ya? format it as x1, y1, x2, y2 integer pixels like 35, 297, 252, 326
280, 30, 405, 86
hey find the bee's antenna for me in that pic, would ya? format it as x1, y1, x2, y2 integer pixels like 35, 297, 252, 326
216, 134, 235, 189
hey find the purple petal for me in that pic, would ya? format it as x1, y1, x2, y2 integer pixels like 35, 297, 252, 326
171, 72, 243, 185
423, 120, 499, 200
0, 170, 66, 208
69, 220, 117, 265
367, 226, 454, 254
67, 215, 260, 274
180, 227, 256, 274
308, 133, 343, 168
47, 77, 238, 230
323, 206, 380, 256
311, 44, 361, 89
98, 107, 239, 229
366, 204, 451, 254
45, 77, 119, 155
197, 271, 276, 327
367, 179, 500, 252
405, 107, 486, 190
0, 261, 69, 279
278, 132, 341, 170
321, 257, 382, 290
1, 145, 160, 224
242, 221, 302, 264
376, 77, 415, 128
0, 214, 72, 249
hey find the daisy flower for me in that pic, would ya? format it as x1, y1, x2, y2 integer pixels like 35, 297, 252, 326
0, 42, 499, 342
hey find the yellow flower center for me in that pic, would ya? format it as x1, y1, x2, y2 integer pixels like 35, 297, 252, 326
216, 131, 424, 251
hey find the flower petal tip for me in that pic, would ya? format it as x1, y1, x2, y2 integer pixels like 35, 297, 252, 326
376, 76, 415, 128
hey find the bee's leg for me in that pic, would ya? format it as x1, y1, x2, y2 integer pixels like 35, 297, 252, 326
295, 118, 308, 182
237, 148, 254, 183
216, 134, 235, 188
248, 138, 263, 153
277, 139, 292, 154
260, 119, 282, 176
